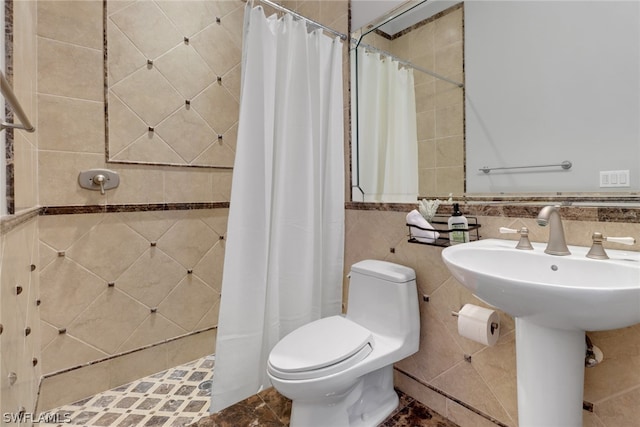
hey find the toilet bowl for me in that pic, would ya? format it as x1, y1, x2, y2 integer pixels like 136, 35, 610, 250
267, 259, 420, 427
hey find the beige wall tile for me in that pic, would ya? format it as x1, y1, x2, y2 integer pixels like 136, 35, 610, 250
0, 218, 39, 416
595, 387, 640, 426
39, 213, 105, 251
158, 276, 219, 331
166, 329, 217, 367
191, 23, 241, 76
105, 166, 165, 205
191, 84, 239, 135
12, 133, 38, 211
155, 44, 216, 100
117, 248, 186, 307
446, 399, 506, 427
37, 0, 103, 50
38, 38, 103, 101
41, 333, 108, 374
107, 19, 148, 85
155, 108, 218, 163
107, 344, 169, 389
193, 241, 225, 292
38, 151, 107, 206
111, 133, 185, 165
110, 1, 182, 60
111, 68, 184, 127
38, 95, 105, 154
65, 217, 150, 281
157, 218, 218, 268
436, 136, 464, 168
156, 0, 225, 38
39, 257, 105, 327
163, 169, 214, 203
117, 314, 187, 353
68, 288, 150, 354
37, 362, 112, 412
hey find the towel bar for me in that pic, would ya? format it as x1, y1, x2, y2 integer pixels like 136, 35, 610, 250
0, 71, 35, 133
479, 160, 572, 174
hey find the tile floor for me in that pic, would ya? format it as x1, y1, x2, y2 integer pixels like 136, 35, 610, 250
41, 356, 215, 427
42, 355, 459, 427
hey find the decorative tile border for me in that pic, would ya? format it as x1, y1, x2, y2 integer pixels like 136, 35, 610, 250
4, 0, 14, 214
40, 202, 230, 216
345, 200, 640, 224
1, 203, 229, 235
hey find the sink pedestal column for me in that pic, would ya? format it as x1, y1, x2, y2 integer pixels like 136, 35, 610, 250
515, 318, 585, 427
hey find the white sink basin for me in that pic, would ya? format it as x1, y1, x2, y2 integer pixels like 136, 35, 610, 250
442, 238, 640, 331
442, 238, 640, 426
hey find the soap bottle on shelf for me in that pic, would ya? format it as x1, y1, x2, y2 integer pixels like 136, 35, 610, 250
448, 203, 469, 245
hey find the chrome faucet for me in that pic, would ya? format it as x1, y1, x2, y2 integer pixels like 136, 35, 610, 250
537, 205, 571, 255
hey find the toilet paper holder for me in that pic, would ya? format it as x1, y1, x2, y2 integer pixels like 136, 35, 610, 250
452, 310, 499, 335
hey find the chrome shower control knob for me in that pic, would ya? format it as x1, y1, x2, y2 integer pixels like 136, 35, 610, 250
78, 169, 119, 195
92, 174, 106, 195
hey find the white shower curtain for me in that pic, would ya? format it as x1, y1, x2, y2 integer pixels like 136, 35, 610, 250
354, 48, 418, 202
210, 5, 345, 412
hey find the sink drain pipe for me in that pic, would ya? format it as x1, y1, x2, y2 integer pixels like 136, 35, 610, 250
585, 335, 603, 368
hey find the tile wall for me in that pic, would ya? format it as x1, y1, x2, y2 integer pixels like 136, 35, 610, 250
0, 0, 40, 422
33, 0, 242, 411
106, 0, 239, 167
30, 0, 350, 414
344, 207, 640, 426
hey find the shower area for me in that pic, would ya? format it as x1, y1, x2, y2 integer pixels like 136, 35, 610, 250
0, 0, 350, 422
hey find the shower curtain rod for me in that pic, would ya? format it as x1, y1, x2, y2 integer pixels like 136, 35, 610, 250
352, 41, 464, 88
253, 0, 348, 41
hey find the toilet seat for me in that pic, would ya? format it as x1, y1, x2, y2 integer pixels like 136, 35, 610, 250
268, 316, 373, 380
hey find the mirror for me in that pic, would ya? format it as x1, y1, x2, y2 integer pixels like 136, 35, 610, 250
351, 0, 640, 202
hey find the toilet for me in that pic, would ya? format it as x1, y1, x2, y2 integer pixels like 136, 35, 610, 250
267, 259, 420, 427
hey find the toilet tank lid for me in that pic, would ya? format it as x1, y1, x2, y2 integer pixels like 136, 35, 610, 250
351, 260, 416, 283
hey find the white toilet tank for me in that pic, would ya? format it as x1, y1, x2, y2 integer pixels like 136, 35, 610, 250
346, 260, 419, 343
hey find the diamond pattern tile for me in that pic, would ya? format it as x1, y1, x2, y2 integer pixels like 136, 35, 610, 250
157, 219, 218, 270
110, 1, 182, 60
65, 218, 150, 282
106, 0, 241, 166
111, 67, 184, 127
68, 289, 150, 354
158, 276, 218, 331
191, 83, 239, 135
38, 211, 225, 377
154, 42, 215, 99
117, 248, 186, 308
155, 107, 217, 163
39, 258, 105, 327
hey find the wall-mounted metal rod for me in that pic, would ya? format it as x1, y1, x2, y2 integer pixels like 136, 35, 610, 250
255, 0, 347, 41
352, 41, 464, 88
479, 160, 572, 174
0, 71, 35, 133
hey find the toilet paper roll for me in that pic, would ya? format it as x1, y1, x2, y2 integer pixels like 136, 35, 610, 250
457, 304, 500, 346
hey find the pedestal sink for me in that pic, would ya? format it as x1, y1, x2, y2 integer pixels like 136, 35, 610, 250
441, 239, 640, 426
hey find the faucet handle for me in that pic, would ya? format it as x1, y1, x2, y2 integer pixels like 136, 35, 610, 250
499, 227, 534, 250
604, 236, 636, 245
586, 232, 636, 259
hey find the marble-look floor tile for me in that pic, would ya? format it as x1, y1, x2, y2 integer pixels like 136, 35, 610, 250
42, 354, 458, 427
191, 387, 459, 427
